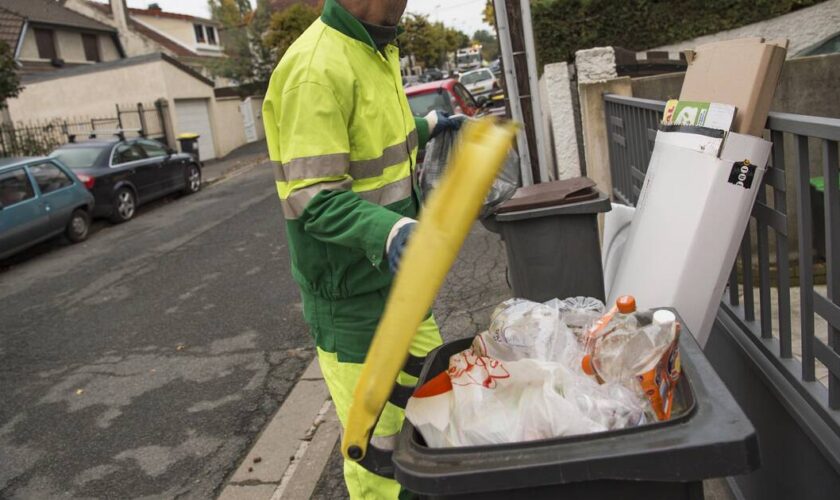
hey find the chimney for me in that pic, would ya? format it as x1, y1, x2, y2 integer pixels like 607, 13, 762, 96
110, 0, 130, 32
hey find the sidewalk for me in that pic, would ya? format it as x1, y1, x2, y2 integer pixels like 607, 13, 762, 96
203, 139, 268, 185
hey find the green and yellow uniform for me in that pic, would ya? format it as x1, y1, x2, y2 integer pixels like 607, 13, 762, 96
262, 0, 442, 497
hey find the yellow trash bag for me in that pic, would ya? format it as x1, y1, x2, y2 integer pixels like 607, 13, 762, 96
342, 117, 518, 462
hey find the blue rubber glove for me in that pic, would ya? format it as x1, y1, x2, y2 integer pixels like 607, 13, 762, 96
387, 221, 417, 274
427, 111, 464, 140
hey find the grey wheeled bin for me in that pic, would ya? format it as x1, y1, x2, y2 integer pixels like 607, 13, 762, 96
492, 177, 611, 302
391, 310, 760, 499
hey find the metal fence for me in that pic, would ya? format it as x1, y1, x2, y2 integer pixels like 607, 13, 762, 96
603, 93, 840, 427
0, 101, 165, 158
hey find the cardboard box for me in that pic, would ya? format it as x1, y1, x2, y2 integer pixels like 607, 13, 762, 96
681, 38, 788, 136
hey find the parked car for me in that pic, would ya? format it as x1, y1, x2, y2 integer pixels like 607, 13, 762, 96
405, 79, 482, 118
50, 137, 201, 223
421, 67, 445, 82
459, 68, 499, 98
0, 157, 95, 260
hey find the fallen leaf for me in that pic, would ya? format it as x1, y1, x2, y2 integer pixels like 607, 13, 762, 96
253, 457, 262, 464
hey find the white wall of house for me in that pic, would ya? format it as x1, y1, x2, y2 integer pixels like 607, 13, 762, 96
648, 0, 840, 57
133, 15, 223, 57
64, 0, 167, 58
7, 61, 168, 121
17, 26, 121, 64
214, 97, 248, 158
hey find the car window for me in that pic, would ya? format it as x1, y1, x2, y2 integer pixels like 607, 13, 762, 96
137, 140, 168, 158
113, 143, 146, 165
50, 146, 104, 169
453, 84, 477, 109
0, 168, 35, 207
29, 162, 74, 194
460, 71, 491, 85
407, 91, 454, 116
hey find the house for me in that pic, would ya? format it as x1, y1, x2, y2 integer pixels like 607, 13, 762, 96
64, 0, 227, 85
0, 0, 124, 76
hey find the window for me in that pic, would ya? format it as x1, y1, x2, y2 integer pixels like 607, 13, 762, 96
453, 84, 477, 109
113, 143, 146, 165
194, 23, 205, 43
0, 169, 35, 207
34, 28, 57, 60
206, 26, 217, 45
82, 34, 100, 62
138, 140, 168, 158
407, 91, 454, 117
30, 162, 73, 194
51, 147, 105, 169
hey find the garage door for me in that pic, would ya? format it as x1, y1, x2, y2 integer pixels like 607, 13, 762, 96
175, 99, 216, 160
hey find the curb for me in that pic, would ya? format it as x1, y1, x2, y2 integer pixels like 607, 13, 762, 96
204, 155, 269, 188
218, 359, 339, 500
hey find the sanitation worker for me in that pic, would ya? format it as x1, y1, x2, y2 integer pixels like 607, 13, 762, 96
262, 0, 461, 497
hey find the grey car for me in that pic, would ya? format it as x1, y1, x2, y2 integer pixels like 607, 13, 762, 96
0, 157, 95, 260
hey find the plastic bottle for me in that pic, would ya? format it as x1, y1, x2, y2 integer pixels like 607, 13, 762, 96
581, 295, 637, 376
590, 309, 677, 384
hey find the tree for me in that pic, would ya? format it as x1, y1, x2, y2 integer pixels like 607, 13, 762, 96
482, 0, 495, 27
473, 29, 499, 61
207, 0, 275, 94
263, 3, 320, 61
401, 13, 469, 69
0, 40, 22, 109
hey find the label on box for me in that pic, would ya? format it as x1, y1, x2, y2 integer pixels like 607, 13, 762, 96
728, 160, 756, 189
663, 99, 736, 132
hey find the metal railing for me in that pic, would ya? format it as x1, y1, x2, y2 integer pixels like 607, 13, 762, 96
0, 102, 165, 158
603, 94, 840, 428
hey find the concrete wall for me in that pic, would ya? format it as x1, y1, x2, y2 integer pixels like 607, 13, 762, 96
7, 61, 169, 122
578, 77, 633, 195
539, 62, 581, 179
214, 97, 248, 158
648, 0, 840, 58
249, 97, 266, 141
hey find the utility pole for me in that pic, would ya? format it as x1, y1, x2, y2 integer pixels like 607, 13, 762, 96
493, 0, 550, 185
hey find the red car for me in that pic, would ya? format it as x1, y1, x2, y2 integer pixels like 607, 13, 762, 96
405, 79, 480, 118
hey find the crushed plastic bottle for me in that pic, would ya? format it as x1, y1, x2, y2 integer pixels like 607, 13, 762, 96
591, 309, 678, 385
580, 295, 638, 376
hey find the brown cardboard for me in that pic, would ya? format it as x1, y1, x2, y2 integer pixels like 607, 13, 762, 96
679, 38, 788, 137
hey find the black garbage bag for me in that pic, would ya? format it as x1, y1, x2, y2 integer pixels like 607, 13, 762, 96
417, 127, 520, 218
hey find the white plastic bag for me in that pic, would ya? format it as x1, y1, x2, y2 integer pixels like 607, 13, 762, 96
406, 350, 606, 448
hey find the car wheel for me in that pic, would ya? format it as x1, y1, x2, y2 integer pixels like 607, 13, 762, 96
66, 209, 91, 243
183, 164, 201, 194
110, 187, 136, 223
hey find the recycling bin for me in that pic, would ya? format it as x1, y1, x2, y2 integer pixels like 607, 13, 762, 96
490, 178, 611, 302
391, 310, 760, 499
177, 133, 200, 162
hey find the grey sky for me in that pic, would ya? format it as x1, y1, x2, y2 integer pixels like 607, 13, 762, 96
121, 0, 491, 37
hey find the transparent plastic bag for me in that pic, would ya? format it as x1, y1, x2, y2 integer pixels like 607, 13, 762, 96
418, 126, 520, 217
475, 299, 581, 367
546, 296, 606, 337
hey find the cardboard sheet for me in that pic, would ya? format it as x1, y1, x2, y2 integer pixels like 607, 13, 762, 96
681, 38, 788, 137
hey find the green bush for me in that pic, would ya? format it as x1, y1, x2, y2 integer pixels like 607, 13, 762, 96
531, 0, 824, 68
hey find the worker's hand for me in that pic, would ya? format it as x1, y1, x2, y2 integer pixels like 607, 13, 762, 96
386, 218, 417, 273
425, 111, 465, 140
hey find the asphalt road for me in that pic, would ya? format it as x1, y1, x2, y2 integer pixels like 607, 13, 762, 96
0, 164, 314, 499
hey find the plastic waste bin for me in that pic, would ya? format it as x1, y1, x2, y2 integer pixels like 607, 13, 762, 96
391, 310, 759, 499
810, 176, 834, 260
491, 177, 611, 303
177, 133, 200, 162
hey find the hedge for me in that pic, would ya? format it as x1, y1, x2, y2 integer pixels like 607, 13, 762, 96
531, 0, 825, 68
